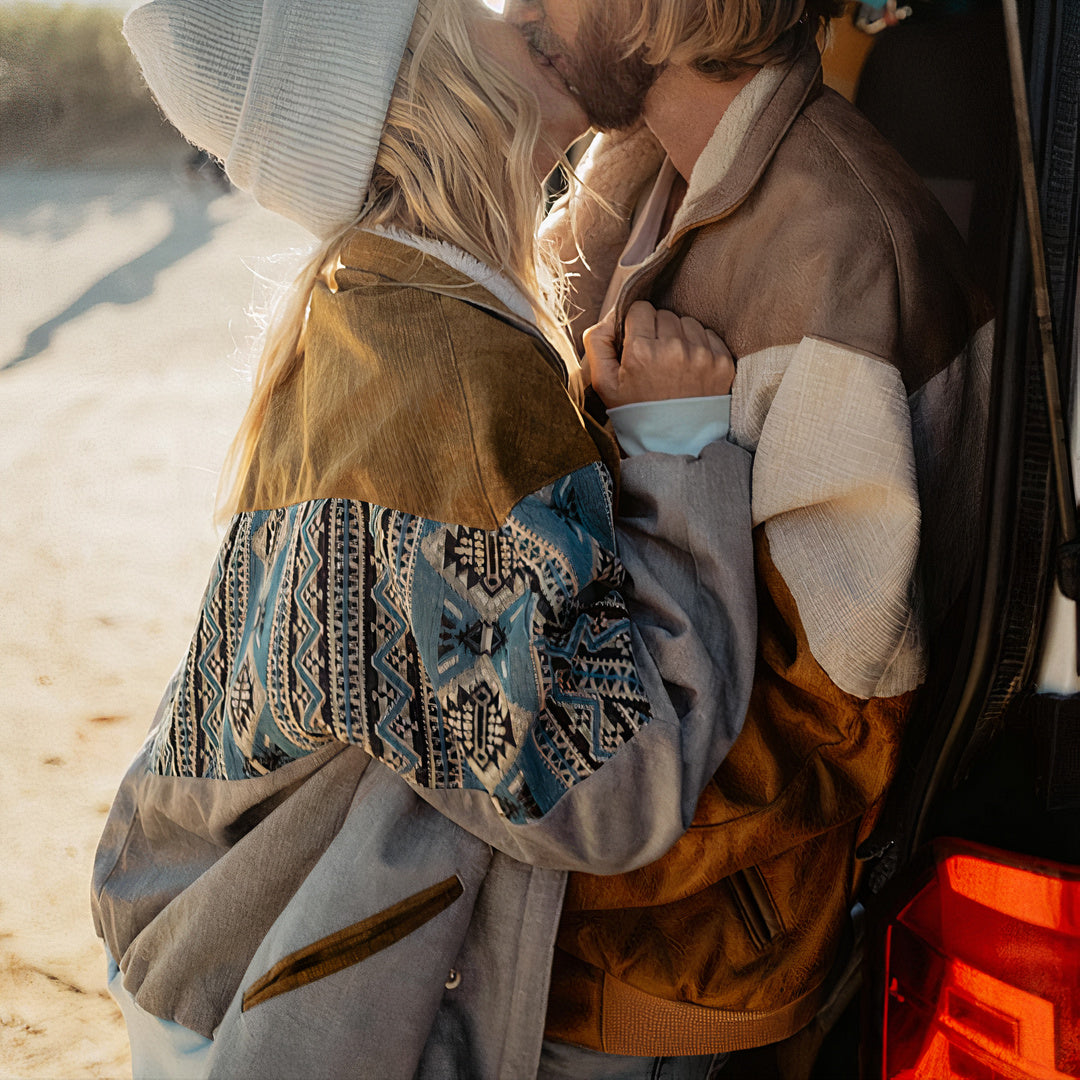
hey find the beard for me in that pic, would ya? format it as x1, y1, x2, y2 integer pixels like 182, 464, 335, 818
521, 16, 658, 132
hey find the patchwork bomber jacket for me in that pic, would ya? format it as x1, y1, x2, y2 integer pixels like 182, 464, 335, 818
91, 230, 758, 1078
540, 48, 993, 1055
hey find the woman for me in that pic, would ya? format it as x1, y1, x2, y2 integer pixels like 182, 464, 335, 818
93, 0, 756, 1076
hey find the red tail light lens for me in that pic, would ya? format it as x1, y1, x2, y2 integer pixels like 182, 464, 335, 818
882, 838, 1080, 1079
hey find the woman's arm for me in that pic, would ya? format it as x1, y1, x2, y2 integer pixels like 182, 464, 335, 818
407, 305, 754, 872
415, 436, 754, 873
153, 301, 755, 874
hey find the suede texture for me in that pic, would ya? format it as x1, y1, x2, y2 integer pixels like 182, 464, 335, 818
240, 231, 616, 528
547, 532, 911, 1050
608, 54, 991, 394
654, 89, 991, 394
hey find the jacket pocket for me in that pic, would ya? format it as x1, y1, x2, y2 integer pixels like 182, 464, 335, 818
726, 866, 784, 952
241, 875, 464, 1011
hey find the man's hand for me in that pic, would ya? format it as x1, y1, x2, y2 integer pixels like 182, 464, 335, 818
586, 300, 735, 409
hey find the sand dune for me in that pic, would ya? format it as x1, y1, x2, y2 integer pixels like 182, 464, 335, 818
0, 164, 310, 1079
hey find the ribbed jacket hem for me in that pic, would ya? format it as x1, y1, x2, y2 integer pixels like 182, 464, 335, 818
598, 974, 827, 1057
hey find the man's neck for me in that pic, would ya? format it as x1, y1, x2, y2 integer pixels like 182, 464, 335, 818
644, 64, 760, 183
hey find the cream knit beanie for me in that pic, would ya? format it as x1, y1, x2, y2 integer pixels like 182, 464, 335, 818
124, 0, 421, 238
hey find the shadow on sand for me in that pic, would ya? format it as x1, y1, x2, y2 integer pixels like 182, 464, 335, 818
4, 182, 228, 371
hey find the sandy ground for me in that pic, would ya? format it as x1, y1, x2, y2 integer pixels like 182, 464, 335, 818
0, 162, 310, 1079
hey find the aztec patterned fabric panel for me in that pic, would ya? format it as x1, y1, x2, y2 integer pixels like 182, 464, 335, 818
152, 464, 653, 822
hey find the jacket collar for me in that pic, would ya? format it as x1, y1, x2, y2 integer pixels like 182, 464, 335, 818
672, 47, 823, 241
611, 47, 823, 333
337, 229, 574, 388
346, 227, 537, 323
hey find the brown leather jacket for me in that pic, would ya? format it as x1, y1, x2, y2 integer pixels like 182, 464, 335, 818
544, 47, 992, 1055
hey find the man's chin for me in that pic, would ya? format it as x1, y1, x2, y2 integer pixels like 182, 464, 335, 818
582, 102, 648, 133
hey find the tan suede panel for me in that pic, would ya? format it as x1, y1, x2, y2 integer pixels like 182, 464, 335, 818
545, 531, 912, 1050
240, 232, 615, 527
614, 61, 991, 396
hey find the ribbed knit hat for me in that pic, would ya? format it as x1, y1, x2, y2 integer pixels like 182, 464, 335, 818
124, 0, 421, 238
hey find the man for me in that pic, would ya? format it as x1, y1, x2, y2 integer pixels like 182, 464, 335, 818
507, 0, 993, 1073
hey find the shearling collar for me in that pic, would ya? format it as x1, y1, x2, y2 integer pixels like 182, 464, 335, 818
604, 48, 823, 339
337, 229, 550, 354
361, 226, 538, 325
671, 47, 822, 242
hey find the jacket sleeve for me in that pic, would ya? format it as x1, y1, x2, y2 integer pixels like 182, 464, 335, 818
152, 435, 754, 872
655, 335, 932, 882
413, 439, 757, 873
735, 335, 927, 701
564, 336, 936, 903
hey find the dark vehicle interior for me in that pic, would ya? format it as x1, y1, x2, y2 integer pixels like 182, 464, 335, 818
724, 1, 1080, 1076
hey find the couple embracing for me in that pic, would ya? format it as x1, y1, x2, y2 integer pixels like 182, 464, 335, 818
93, 0, 991, 1076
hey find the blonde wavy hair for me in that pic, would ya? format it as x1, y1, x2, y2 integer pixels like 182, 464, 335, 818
613, 0, 843, 75
219, 0, 572, 517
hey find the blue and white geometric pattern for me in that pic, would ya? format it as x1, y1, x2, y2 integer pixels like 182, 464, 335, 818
152, 463, 653, 823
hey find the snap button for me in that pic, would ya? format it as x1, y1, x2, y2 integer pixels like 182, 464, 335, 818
444, 968, 462, 990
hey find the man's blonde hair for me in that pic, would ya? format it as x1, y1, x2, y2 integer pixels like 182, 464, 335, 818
220, 0, 572, 516
617, 0, 843, 76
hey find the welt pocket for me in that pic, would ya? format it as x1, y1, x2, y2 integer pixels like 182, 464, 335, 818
726, 867, 784, 952
242, 875, 464, 1012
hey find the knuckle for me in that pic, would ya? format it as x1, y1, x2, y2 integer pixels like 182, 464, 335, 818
659, 339, 684, 363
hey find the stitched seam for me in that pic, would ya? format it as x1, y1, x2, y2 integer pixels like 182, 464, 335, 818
436, 295, 500, 526
686, 726, 851, 834
802, 112, 902, 312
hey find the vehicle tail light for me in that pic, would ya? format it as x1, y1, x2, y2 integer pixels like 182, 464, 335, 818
881, 838, 1080, 1079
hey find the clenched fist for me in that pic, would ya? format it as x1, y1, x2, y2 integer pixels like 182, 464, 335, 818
586, 300, 735, 409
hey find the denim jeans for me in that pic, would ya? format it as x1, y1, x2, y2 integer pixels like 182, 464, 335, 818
537, 1038, 728, 1079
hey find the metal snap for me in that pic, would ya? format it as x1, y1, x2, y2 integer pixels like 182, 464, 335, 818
444, 968, 462, 990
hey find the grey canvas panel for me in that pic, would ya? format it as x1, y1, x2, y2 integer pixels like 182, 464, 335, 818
202, 765, 495, 1079
94, 739, 367, 1037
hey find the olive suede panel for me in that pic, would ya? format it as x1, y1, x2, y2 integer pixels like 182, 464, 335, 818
239, 232, 614, 528
545, 531, 912, 1049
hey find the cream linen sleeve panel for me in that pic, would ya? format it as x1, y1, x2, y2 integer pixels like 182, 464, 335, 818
732, 336, 926, 700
